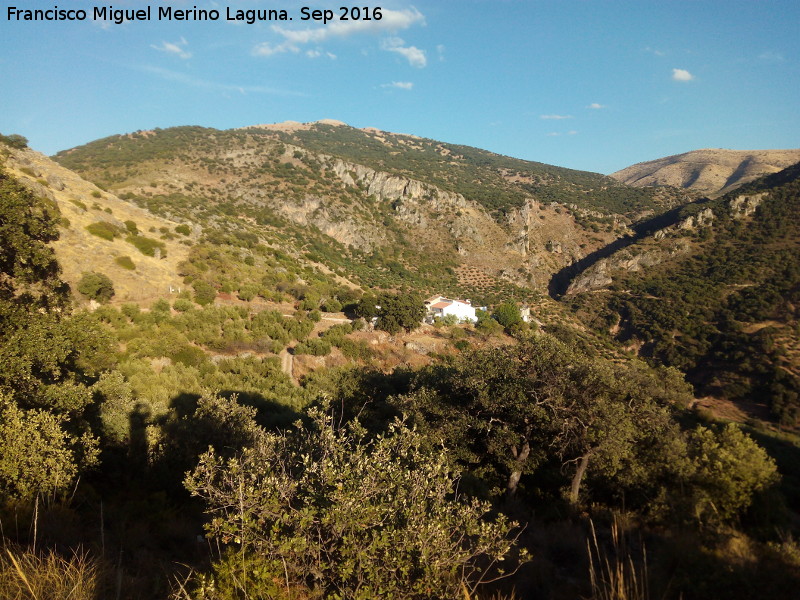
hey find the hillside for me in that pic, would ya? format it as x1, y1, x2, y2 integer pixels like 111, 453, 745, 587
565, 163, 800, 425
52, 122, 690, 298
1, 138, 593, 378
1, 144, 192, 303
3, 132, 800, 600
611, 148, 800, 197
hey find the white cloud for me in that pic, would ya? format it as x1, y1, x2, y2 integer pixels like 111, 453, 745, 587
567, 130, 578, 135
759, 51, 785, 63
587, 103, 605, 109
436, 44, 446, 61
381, 81, 414, 90
645, 46, 666, 57
672, 68, 694, 82
305, 49, 337, 60
381, 37, 426, 68
546, 132, 561, 137
252, 41, 297, 57
137, 64, 306, 96
151, 37, 192, 59
256, 7, 425, 58
540, 114, 573, 120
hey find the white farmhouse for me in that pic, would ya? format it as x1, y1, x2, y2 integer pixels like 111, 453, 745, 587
424, 296, 477, 323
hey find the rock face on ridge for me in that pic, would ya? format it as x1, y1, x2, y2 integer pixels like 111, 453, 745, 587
564, 191, 768, 295
611, 149, 800, 197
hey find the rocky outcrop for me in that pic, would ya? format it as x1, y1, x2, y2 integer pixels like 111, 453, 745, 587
565, 239, 692, 294
565, 191, 767, 294
729, 193, 765, 218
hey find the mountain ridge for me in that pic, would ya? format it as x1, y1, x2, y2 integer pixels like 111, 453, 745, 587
611, 148, 800, 197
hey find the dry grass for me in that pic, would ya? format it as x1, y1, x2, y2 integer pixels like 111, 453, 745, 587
4, 146, 191, 304
587, 519, 649, 600
0, 544, 101, 600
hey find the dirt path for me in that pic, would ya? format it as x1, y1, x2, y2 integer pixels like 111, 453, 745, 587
279, 348, 294, 380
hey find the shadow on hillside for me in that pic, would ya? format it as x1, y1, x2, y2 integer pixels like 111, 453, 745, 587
547, 200, 712, 298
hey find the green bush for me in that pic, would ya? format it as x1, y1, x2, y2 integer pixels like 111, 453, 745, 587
173, 298, 194, 312
321, 298, 342, 312
338, 338, 373, 361
120, 303, 140, 321
114, 255, 136, 270
85, 221, 121, 241
294, 338, 331, 356
126, 234, 166, 258
0, 133, 28, 149
77, 271, 115, 303
492, 302, 522, 328
236, 284, 259, 302
151, 298, 171, 313
193, 281, 217, 306
175, 223, 191, 236
186, 411, 525, 599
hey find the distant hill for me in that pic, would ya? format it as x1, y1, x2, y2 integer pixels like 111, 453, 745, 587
611, 148, 800, 197
51, 121, 690, 298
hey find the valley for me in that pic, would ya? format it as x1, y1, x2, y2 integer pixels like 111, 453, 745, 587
1, 125, 800, 599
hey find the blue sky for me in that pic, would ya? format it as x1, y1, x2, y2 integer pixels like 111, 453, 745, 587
1, 0, 798, 173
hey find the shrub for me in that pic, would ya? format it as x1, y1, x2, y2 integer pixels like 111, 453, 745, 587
185, 411, 525, 599
173, 298, 194, 312
435, 314, 459, 327
126, 234, 166, 258
173, 345, 207, 368
0, 133, 28, 149
321, 298, 342, 313
91, 190, 102, 198
338, 338, 373, 361
294, 338, 331, 356
114, 255, 135, 270
175, 223, 191, 236
152, 298, 171, 313
85, 221, 121, 241
453, 339, 471, 352
77, 271, 115, 303
236, 284, 259, 302
120, 303, 141, 321
124, 220, 139, 234
193, 281, 217, 306
492, 302, 522, 328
